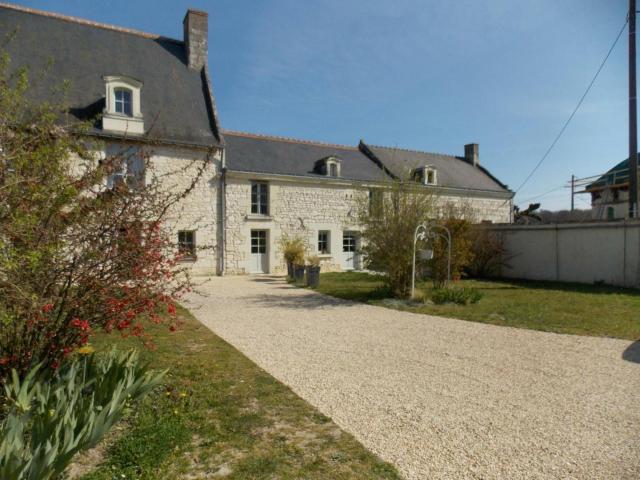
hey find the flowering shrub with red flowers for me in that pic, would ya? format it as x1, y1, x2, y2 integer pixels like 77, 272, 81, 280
0, 55, 212, 381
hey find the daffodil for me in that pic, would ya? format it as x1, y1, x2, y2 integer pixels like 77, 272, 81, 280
77, 345, 95, 355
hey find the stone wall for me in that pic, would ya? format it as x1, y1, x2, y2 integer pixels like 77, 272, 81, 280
150, 145, 222, 276
224, 176, 364, 274
223, 174, 512, 274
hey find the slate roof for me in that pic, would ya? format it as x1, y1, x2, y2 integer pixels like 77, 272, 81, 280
223, 131, 391, 183
360, 143, 511, 194
585, 156, 634, 191
0, 3, 221, 147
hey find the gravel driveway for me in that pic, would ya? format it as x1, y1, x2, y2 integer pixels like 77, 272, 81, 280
186, 276, 640, 480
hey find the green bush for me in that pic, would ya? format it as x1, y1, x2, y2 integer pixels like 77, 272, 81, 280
0, 349, 165, 480
431, 287, 483, 305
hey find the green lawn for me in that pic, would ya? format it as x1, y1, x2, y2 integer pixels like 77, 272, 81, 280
313, 272, 640, 340
76, 306, 400, 480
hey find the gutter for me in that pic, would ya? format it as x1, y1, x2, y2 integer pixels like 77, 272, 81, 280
220, 148, 227, 276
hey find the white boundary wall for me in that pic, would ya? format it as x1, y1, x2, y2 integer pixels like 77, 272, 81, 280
489, 221, 640, 288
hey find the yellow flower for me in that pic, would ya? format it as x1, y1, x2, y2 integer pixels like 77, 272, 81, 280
179, 392, 187, 398
77, 345, 95, 355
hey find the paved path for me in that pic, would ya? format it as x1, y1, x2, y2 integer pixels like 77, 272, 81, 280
186, 276, 640, 480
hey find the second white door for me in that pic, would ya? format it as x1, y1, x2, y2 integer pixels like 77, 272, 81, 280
250, 230, 268, 273
342, 231, 359, 270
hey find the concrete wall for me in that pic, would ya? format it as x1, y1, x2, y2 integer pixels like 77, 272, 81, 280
490, 221, 640, 288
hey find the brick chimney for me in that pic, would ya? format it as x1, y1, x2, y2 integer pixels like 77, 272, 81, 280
183, 9, 208, 70
464, 143, 479, 167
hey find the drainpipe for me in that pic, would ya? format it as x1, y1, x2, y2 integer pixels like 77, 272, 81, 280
220, 148, 227, 276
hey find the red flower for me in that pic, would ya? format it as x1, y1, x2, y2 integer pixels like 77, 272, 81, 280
71, 318, 91, 332
167, 303, 176, 316
42, 303, 54, 313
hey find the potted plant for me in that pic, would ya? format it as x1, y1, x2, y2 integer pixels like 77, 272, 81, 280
293, 263, 306, 283
306, 255, 321, 287
279, 234, 306, 280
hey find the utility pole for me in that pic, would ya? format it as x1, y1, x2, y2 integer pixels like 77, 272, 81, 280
630, 0, 639, 218
571, 174, 575, 211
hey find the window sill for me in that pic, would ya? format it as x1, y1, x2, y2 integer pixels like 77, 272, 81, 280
318, 253, 332, 258
245, 214, 273, 221
178, 257, 198, 263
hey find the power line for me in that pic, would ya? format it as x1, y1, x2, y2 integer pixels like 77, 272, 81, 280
512, 17, 629, 198
519, 184, 568, 204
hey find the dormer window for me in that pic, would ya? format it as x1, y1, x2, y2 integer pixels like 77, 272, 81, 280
102, 76, 144, 134
315, 156, 342, 178
114, 88, 133, 116
411, 166, 437, 186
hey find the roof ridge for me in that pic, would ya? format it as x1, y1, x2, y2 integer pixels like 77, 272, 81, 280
222, 129, 358, 151
365, 142, 460, 159
0, 2, 182, 43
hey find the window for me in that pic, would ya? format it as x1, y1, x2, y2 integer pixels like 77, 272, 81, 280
102, 75, 144, 134
369, 189, 383, 216
251, 182, 269, 215
251, 230, 267, 254
178, 230, 196, 259
318, 231, 330, 254
606, 207, 615, 221
114, 88, 133, 116
104, 145, 145, 190
315, 156, 341, 177
411, 166, 437, 185
343, 232, 356, 253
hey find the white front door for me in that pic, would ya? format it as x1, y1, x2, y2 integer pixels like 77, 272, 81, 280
250, 230, 268, 273
342, 231, 359, 270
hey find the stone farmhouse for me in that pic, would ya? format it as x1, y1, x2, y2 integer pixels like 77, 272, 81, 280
1, 3, 513, 275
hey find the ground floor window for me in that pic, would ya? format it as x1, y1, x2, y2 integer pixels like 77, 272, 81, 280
178, 230, 196, 259
318, 230, 330, 254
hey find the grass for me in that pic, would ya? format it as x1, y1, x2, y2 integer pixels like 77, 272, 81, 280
312, 272, 640, 340
77, 306, 401, 480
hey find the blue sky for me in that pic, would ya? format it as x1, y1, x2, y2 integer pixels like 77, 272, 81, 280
12, 0, 629, 209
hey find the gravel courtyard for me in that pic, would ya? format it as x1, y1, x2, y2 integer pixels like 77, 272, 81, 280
186, 276, 640, 480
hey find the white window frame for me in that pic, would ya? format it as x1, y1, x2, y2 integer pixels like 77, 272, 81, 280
114, 88, 133, 116
102, 75, 144, 134
103, 144, 145, 190
178, 230, 197, 260
318, 230, 330, 254
411, 166, 437, 186
324, 157, 341, 177
251, 181, 269, 215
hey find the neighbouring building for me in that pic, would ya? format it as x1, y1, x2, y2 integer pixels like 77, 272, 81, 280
584, 155, 636, 220
1, 3, 513, 275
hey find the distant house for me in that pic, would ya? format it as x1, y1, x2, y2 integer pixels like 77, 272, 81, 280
1, 2, 514, 275
584, 155, 636, 220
